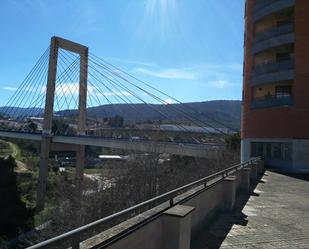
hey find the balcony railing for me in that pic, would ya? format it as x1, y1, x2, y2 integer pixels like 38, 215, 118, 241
254, 23, 294, 44
251, 95, 293, 109
252, 33, 294, 55
254, 0, 281, 12
251, 58, 294, 77
254, 0, 295, 22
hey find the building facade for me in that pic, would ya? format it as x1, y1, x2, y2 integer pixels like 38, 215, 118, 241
241, 0, 309, 172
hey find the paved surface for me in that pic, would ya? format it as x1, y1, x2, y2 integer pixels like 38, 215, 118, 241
192, 170, 309, 249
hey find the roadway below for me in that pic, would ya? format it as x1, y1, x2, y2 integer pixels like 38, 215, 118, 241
192, 170, 309, 249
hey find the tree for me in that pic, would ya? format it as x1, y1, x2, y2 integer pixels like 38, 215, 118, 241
0, 156, 34, 242
25, 120, 38, 133
52, 119, 74, 135
108, 115, 124, 128
224, 133, 241, 151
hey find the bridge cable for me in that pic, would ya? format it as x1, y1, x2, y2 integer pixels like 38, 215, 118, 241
3, 47, 50, 121
87, 58, 202, 139
88, 55, 227, 136
2, 46, 50, 116
90, 53, 236, 133
61, 51, 140, 125
88, 56, 226, 141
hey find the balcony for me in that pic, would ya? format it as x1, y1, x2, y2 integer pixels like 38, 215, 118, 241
254, 0, 280, 11
254, 23, 294, 44
252, 26, 294, 54
254, 0, 295, 22
251, 70, 294, 86
250, 95, 293, 109
251, 58, 294, 78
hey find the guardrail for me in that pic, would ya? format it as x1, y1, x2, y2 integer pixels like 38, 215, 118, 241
26, 157, 261, 249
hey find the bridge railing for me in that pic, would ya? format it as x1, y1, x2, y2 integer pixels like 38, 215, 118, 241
26, 157, 262, 249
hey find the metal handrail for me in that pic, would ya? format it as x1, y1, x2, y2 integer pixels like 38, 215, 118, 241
26, 157, 261, 249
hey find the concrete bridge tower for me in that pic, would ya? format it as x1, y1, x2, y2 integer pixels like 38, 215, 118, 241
37, 36, 88, 210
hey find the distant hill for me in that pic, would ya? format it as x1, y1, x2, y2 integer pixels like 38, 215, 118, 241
86, 100, 241, 130
0, 100, 242, 130
0, 107, 44, 119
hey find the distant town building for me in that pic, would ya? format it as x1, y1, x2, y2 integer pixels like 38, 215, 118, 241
29, 117, 44, 131
0, 119, 21, 129
242, 0, 309, 172
158, 124, 230, 134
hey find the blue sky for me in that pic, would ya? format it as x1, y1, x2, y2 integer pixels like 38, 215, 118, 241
0, 0, 245, 106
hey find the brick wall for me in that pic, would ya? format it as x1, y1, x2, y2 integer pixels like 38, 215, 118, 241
294, 0, 309, 108
242, 0, 309, 139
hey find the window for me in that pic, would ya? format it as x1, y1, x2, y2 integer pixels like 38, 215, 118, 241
277, 19, 292, 27
272, 143, 282, 159
276, 86, 292, 98
251, 142, 292, 161
266, 143, 271, 158
282, 143, 292, 161
276, 52, 291, 62
251, 142, 263, 157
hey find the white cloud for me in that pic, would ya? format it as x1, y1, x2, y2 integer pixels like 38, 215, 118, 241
54, 83, 132, 98
3, 86, 18, 91
56, 83, 79, 96
2, 82, 132, 100
164, 98, 174, 104
134, 67, 197, 80
210, 79, 233, 89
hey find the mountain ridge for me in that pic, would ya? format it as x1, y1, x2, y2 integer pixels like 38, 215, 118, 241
0, 100, 241, 130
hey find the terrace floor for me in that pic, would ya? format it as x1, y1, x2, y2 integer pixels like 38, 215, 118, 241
192, 170, 309, 249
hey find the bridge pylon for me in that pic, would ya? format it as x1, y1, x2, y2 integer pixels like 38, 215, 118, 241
37, 36, 88, 210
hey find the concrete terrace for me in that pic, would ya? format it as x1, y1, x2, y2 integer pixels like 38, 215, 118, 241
192, 170, 309, 249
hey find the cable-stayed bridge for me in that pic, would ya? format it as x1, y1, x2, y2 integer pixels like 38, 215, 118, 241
0, 37, 235, 208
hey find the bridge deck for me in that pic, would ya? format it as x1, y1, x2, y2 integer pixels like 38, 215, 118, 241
0, 130, 223, 158
192, 170, 309, 249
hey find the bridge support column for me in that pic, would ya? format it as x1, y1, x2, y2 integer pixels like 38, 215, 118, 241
222, 176, 237, 211
240, 168, 251, 191
163, 205, 195, 249
75, 45, 88, 190
37, 36, 58, 210
75, 145, 85, 190
37, 137, 51, 210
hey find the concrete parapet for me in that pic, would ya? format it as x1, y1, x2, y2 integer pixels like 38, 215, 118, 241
257, 159, 265, 174
222, 176, 237, 211
232, 171, 242, 191
163, 205, 195, 249
73, 166, 262, 249
240, 168, 251, 191
250, 163, 258, 181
